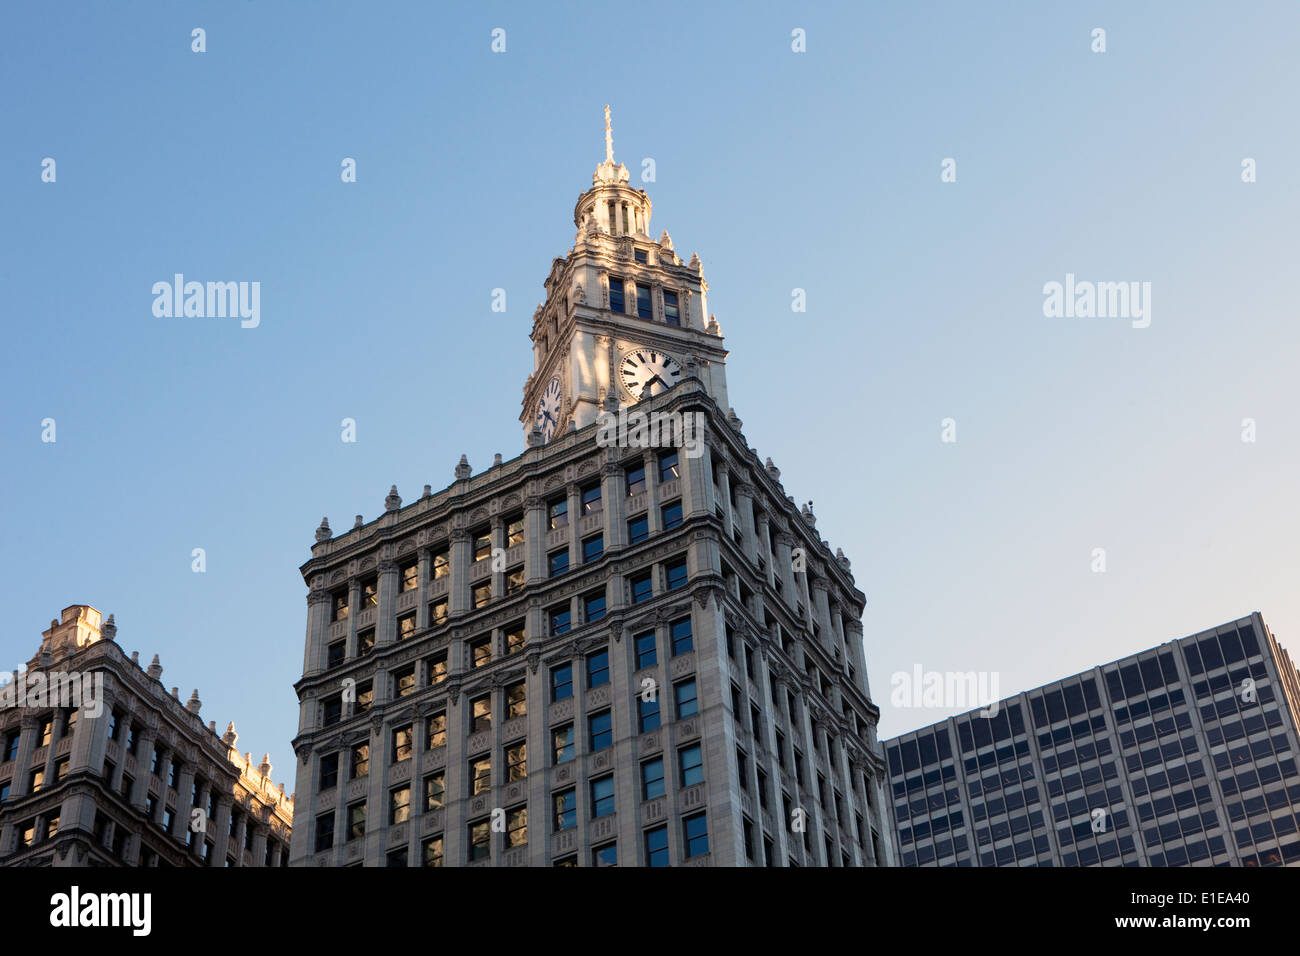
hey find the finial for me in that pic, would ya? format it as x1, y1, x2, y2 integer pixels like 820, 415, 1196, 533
260, 753, 273, 777
315, 517, 332, 543
604, 104, 614, 163
455, 454, 472, 480
385, 485, 402, 511
148, 653, 163, 679
353, 514, 364, 529
223, 721, 239, 746
186, 688, 202, 713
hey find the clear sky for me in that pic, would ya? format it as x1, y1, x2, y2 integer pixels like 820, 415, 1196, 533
3, 2, 1298, 785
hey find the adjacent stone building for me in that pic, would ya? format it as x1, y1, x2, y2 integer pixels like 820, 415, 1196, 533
886, 612, 1300, 867
0, 605, 293, 866
288, 109, 893, 867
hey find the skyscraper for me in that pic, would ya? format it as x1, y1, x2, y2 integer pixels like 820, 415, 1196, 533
288, 110, 892, 866
0, 605, 293, 867
885, 612, 1300, 867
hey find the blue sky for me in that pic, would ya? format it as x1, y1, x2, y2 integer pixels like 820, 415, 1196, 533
2, 2, 1298, 783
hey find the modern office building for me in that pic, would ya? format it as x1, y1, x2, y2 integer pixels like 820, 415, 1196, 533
885, 612, 1300, 866
0, 605, 293, 866
287, 109, 892, 867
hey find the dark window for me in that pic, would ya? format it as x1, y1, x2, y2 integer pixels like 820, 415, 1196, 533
661, 501, 683, 530
319, 753, 339, 790
675, 679, 699, 719
631, 571, 653, 603
551, 606, 571, 635
553, 725, 575, 764
663, 291, 680, 326
643, 757, 666, 799
609, 278, 625, 314
587, 650, 610, 689
670, 617, 693, 655
315, 812, 334, 852
551, 663, 573, 702
626, 465, 646, 496
684, 812, 709, 858
659, 452, 679, 483
549, 548, 569, 577
636, 283, 653, 320
591, 776, 616, 817
666, 558, 688, 590
554, 789, 577, 831
639, 695, 661, 733
583, 535, 604, 563
584, 591, 607, 622
628, 515, 650, 544
589, 710, 613, 751
635, 630, 657, 669
645, 825, 669, 866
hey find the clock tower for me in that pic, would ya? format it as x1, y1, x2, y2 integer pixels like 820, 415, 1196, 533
521, 106, 730, 445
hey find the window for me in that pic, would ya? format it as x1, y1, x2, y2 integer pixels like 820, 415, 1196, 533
39, 718, 54, 748
609, 276, 625, 313
471, 637, 492, 668
470, 756, 491, 795
386, 848, 407, 868
680, 744, 704, 787
397, 612, 416, 640
425, 772, 445, 811
549, 548, 569, 577
428, 654, 448, 685
669, 617, 696, 657
471, 696, 491, 733
642, 757, 666, 800
323, 696, 343, 727
507, 681, 527, 719
347, 802, 366, 841
635, 630, 657, 669
505, 622, 526, 654
356, 577, 379, 610
506, 515, 525, 547
593, 842, 618, 867
423, 835, 444, 867
549, 498, 568, 530
553, 725, 575, 764
350, 743, 369, 779
356, 681, 373, 713
506, 566, 525, 595
636, 283, 652, 320
626, 464, 646, 496
550, 605, 572, 636
659, 451, 679, 483
431, 548, 450, 579
684, 812, 709, 857
666, 557, 688, 590
3, 730, 19, 763
472, 582, 492, 609
507, 743, 527, 781
554, 789, 577, 831
394, 666, 416, 698
315, 812, 335, 852
473, 529, 492, 563
634, 248, 648, 264
663, 290, 680, 326
591, 776, 616, 818
469, 819, 491, 861
628, 515, 649, 545
639, 695, 661, 733
551, 663, 573, 701
507, 806, 528, 847
589, 710, 613, 752
332, 589, 350, 622
390, 786, 411, 825
319, 753, 339, 790
327, 640, 345, 669
645, 825, 669, 866
631, 570, 653, 603
581, 484, 602, 516
675, 679, 699, 718
587, 649, 610, 689
583, 534, 604, 563
150, 745, 163, 775
168, 760, 181, 790
400, 560, 418, 592
429, 599, 448, 626
357, 628, 375, 656
392, 725, 414, 762
584, 590, 606, 623
427, 712, 447, 749
661, 500, 683, 530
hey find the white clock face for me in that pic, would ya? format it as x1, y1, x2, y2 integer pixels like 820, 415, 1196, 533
535, 377, 562, 441
620, 349, 682, 400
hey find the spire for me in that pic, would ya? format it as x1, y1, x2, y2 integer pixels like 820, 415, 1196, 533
604, 104, 614, 164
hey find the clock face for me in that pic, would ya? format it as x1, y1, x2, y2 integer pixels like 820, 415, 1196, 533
620, 349, 682, 400
535, 376, 562, 441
